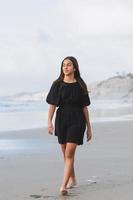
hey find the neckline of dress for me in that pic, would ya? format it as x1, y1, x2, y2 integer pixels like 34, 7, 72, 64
62, 80, 78, 84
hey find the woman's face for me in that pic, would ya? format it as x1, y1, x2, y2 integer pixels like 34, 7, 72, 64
62, 59, 75, 76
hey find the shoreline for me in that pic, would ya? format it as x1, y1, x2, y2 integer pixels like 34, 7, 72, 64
0, 116, 133, 134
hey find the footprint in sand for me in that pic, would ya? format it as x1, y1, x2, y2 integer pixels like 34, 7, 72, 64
30, 194, 42, 199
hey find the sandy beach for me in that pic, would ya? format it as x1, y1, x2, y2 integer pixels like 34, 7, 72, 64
0, 120, 133, 200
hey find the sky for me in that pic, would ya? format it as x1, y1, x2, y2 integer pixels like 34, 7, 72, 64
0, 0, 133, 96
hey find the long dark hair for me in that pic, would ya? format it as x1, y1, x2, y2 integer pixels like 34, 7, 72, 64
53, 56, 89, 94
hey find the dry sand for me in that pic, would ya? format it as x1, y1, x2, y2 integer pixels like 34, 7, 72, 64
0, 120, 133, 200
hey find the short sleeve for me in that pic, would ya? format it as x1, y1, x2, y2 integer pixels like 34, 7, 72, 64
82, 92, 91, 107
46, 82, 60, 107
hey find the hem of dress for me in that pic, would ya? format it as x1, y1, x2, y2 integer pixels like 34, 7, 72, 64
54, 134, 83, 145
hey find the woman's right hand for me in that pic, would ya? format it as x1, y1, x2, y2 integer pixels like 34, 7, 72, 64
48, 121, 54, 135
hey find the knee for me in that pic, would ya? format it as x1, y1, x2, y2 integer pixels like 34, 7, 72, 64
65, 151, 74, 159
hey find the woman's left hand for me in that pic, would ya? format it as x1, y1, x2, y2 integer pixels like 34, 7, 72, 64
86, 128, 92, 142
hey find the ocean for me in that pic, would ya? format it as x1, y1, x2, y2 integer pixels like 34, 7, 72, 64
0, 99, 133, 132
0, 99, 133, 156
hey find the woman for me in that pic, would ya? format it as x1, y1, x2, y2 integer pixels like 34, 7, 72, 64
46, 56, 92, 195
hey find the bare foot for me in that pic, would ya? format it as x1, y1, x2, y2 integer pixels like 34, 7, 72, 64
59, 187, 68, 196
66, 180, 77, 189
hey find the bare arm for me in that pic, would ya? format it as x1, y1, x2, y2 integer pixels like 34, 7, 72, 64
47, 105, 56, 134
82, 106, 92, 141
82, 106, 91, 129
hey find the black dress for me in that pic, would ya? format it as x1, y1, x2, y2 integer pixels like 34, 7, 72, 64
46, 80, 91, 145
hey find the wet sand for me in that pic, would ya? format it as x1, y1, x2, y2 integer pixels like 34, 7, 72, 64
0, 120, 133, 200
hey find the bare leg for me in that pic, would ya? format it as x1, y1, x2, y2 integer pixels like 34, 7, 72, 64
60, 144, 77, 187
60, 142, 77, 193
67, 166, 77, 188
60, 144, 66, 161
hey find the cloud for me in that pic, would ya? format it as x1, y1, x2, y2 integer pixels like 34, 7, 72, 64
0, 0, 133, 95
